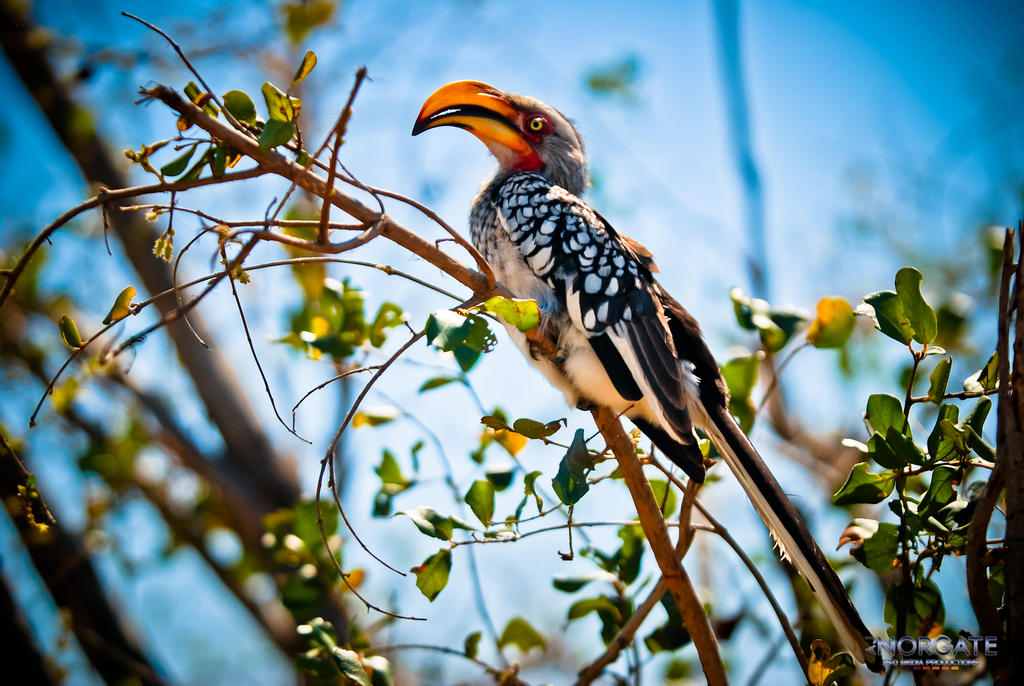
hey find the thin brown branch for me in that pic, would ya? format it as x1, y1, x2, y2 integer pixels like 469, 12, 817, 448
171, 222, 212, 348
318, 68, 368, 245
141, 84, 492, 296
575, 577, 668, 686
320, 330, 427, 577
221, 244, 311, 444
591, 407, 727, 685
0, 430, 56, 526
691, 499, 810, 680
292, 365, 381, 430
575, 479, 701, 686
362, 184, 495, 290
646, 457, 808, 678
0, 168, 264, 310
121, 12, 245, 132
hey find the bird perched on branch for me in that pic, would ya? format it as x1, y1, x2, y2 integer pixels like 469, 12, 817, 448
413, 80, 881, 670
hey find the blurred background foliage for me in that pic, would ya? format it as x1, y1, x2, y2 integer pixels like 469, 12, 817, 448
1, 0, 1023, 684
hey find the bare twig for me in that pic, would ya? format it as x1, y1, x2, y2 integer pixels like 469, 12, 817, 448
221, 244, 311, 444
318, 68, 368, 245
315, 331, 427, 594
0, 168, 264, 310
121, 12, 246, 132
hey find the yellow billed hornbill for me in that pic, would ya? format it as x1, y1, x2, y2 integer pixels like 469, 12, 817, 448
413, 81, 880, 670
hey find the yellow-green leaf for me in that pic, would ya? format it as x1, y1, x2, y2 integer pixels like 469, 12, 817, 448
806, 296, 855, 348
261, 81, 302, 122
222, 90, 258, 124
291, 50, 318, 87
498, 617, 546, 653
478, 296, 540, 332
103, 286, 137, 325
807, 639, 854, 686
410, 548, 451, 601
58, 314, 84, 349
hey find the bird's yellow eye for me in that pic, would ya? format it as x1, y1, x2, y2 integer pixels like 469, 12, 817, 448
526, 116, 546, 133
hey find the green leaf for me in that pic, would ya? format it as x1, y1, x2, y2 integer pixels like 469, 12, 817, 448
918, 466, 959, 519
452, 345, 481, 372
258, 118, 295, 152
552, 429, 592, 505
865, 393, 907, 436
282, 0, 335, 43
222, 90, 257, 124
397, 506, 460, 541
884, 580, 944, 637
478, 296, 540, 332
760, 309, 809, 352
866, 432, 903, 469
369, 303, 404, 347
419, 376, 460, 392
352, 406, 400, 428
58, 314, 84, 348
463, 631, 482, 660
425, 310, 471, 351
375, 450, 411, 494
729, 289, 807, 351
832, 462, 897, 506
512, 418, 548, 439
410, 548, 451, 601
884, 428, 928, 467
102, 286, 137, 325
721, 352, 760, 400
964, 351, 999, 392
465, 480, 495, 527
927, 357, 951, 403
481, 414, 509, 431
523, 470, 543, 513
928, 404, 960, 461
858, 290, 913, 345
895, 267, 937, 345
211, 144, 227, 177
160, 145, 196, 176
850, 521, 900, 573
964, 396, 992, 435
331, 648, 371, 686
648, 479, 678, 516
291, 50, 318, 87
510, 417, 564, 440
730, 288, 766, 330
261, 81, 302, 121
552, 571, 617, 593
498, 617, 546, 653
364, 655, 393, 686
485, 468, 514, 492
567, 595, 622, 621
806, 296, 856, 348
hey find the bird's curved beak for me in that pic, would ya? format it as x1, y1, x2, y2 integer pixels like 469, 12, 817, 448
412, 81, 540, 169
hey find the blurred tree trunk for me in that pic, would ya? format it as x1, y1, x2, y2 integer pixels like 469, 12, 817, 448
1002, 225, 1024, 682
0, 455, 166, 686
0, 0, 299, 514
0, 570, 58, 686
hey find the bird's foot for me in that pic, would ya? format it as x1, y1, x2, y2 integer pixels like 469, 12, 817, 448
575, 398, 598, 412
526, 313, 560, 361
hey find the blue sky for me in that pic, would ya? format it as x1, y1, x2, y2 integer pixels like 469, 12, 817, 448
2, 1, 1022, 683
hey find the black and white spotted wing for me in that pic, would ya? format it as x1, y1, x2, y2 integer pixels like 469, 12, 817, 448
490, 173, 696, 446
